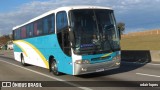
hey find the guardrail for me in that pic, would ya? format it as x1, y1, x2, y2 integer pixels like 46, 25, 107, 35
122, 30, 160, 38
0, 50, 14, 59
121, 50, 160, 63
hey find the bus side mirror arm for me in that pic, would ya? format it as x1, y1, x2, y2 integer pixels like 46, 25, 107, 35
69, 30, 75, 47
118, 28, 121, 40
69, 31, 74, 42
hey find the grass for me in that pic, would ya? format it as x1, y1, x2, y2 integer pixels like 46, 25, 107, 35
120, 34, 160, 50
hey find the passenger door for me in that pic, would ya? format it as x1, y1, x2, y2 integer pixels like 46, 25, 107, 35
56, 11, 73, 74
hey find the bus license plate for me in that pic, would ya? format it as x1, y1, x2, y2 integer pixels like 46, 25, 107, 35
96, 68, 104, 72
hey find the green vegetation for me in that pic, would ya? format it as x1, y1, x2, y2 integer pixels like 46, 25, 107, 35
121, 34, 160, 50
0, 34, 12, 45
117, 22, 125, 35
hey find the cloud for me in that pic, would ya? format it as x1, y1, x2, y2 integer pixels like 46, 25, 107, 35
113, 0, 160, 33
0, 0, 160, 35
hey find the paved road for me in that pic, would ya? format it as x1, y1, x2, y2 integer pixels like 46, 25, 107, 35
0, 56, 160, 90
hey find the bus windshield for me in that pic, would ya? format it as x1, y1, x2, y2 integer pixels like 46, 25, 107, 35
70, 9, 120, 54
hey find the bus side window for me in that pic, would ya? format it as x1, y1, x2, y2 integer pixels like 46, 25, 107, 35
43, 18, 49, 34
26, 24, 34, 38
48, 14, 55, 33
37, 20, 43, 35
21, 27, 26, 38
14, 30, 17, 40
56, 11, 68, 32
26, 25, 30, 38
34, 22, 38, 36
30, 23, 34, 37
17, 28, 21, 39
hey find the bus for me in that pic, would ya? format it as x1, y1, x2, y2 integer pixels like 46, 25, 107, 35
12, 6, 121, 75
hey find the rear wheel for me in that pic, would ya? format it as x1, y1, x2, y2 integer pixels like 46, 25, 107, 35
51, 60, 60, 76
21, 54, 26, 66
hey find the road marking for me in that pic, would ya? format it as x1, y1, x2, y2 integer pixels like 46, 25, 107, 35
0, 60, 92, 90
122, 61, 160, 66
148, 63, 160, 66
136, 73, 160, 78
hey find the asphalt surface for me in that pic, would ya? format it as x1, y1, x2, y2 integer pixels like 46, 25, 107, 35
0, 55, 160, 90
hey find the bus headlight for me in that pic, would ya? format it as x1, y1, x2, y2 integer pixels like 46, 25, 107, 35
113, 55, 121, 60
75, 60, 90, 64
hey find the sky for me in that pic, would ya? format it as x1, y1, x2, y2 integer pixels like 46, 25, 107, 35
0, 0, 160, 35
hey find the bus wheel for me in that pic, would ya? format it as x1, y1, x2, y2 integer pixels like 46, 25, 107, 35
51, 60, 60, 76
21, 54, 26, 66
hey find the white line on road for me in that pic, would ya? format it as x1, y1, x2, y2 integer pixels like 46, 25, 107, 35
122, 61, 160, 66
148, 63, 160, 66
0, 60, 92, 90
136, 73, 160, 78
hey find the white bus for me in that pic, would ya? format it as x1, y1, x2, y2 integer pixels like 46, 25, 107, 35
13, 6, 121, 75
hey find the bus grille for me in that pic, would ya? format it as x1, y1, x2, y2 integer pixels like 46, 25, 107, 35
91, 56, 111, 61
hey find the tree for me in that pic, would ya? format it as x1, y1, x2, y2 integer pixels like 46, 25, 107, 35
117, 22, 125, 35
0, 35, 11, 45
9, 34, 13, 40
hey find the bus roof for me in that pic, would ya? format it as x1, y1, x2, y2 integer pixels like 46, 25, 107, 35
12, 5, 112, 30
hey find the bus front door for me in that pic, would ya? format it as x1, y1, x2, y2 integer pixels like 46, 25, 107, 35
57, 29, 73, 74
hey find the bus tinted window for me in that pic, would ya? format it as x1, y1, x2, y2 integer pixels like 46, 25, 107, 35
43, 14, 55, 34
16, 28, 21, 39
37, 20, 43, 35
14, 14, 55, 40
13, 30, 17, 40
21, 27, 26, 38
30, 23, 34, 37
26, 24, 34, 37
56, 11, 68, 31
18, 29, 21, 39
48, 14, 55, 33
26, 25, 29, 37
34, 22, 38, 36
43, 18, 48, 34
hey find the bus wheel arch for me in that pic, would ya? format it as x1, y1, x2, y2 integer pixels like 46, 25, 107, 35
49, 55, 60, 76
20, 53, 26, 66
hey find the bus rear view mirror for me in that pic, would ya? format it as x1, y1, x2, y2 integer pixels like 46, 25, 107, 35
118, 28, 121, 40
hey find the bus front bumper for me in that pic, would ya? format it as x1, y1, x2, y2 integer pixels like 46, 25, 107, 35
74, 60, 120, 75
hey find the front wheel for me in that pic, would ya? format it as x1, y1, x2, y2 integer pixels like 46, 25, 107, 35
51, 60, 60, 76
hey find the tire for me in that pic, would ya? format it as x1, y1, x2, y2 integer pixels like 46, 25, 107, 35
51, 60, 60, 76
21, 55, 26, 66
